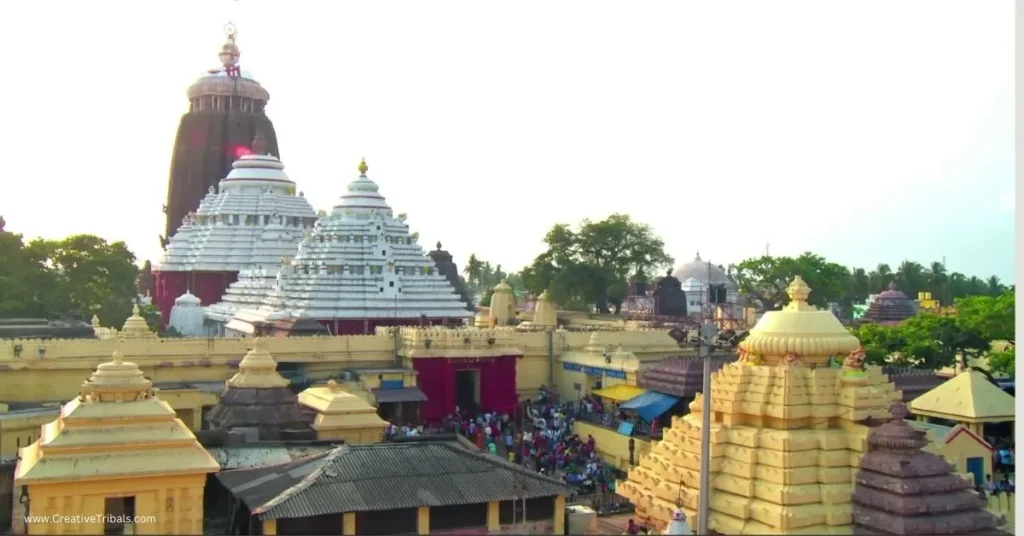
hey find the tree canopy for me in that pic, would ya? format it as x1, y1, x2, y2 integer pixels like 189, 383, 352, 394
731, 254, 1011, 315
851, 290, 1015, 373
0, 226, 141, 328
520, 214, 672, 313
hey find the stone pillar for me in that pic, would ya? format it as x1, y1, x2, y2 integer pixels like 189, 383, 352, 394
343, 512, 356, 535
487, 500, 500, 532
263, 519, 277, 535
417, 506, 430, 535
554, 495, 567, 535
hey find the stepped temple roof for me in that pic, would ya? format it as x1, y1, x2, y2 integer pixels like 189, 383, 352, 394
852, 401, 1005, 535
298, 380, 389, 432
15, 351, 220, 483
862, 282, 918, 325
882, 366, 947, 403
206, 338, 316, 441
618, 276, 906, 534
638, 355, 734, 398
910, 369, 1015, 424
205, 159, 475, 324
427, 242, 475, 311
119, 303, 156, 338
157, 134, 317, 274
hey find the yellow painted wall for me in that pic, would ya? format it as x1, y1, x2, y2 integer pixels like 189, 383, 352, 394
316, 427, 384, 445
0, 327, 684, 406
573, 421, 651, 470
941, 428, 995, 483
987, 492, 1015, 529
24, 473, 207, 535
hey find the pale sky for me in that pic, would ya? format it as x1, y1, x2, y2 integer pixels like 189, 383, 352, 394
0, 1, 1015, 282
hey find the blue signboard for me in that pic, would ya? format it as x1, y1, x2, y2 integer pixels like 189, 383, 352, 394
380, 380, 404, 390
617, 421, 635, 436
562, 362, 627, 379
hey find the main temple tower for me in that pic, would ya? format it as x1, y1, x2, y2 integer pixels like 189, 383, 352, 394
162, 24, 281, 245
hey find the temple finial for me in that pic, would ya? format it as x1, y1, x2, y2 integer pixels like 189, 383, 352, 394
786, 276, 812, 303
436, 241, 443, 250
131, 303, 141, 316
112, 351, 123, 365
695, 250, 701, 260
358, 158, 368, 176
218, 23, 241, 70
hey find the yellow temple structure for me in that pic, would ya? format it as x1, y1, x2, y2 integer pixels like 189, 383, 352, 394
618, 276, 902, 534
14, 350, 220, 535
297, 380, 389, 444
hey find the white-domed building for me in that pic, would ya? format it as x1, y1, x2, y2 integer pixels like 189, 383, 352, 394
152, 134, 317, 324
672, 252, 739, 316
167, 291, 208, 336
205, 159, 475, 336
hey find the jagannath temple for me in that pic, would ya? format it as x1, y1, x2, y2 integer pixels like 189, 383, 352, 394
617, 276, 1007, 534
154, 133, 316, 323
204, 158, 475, 336
162, 25, 282, 246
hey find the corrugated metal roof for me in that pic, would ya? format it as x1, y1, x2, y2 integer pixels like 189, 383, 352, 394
218, 442, 572, 520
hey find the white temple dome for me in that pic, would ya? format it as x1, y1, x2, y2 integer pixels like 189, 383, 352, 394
672, 252, 736, 290
331, 158, 392, 216
175, 292, 202, 305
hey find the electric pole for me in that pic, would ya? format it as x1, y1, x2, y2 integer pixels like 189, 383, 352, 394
697, 260, 716, 534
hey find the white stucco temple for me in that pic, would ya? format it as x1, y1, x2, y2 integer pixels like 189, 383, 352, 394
152, 133, 317, 324
205, 159, 474, 336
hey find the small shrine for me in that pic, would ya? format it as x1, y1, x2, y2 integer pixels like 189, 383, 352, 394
489, 280, 517, 326
119, 303, 157, 339
15, 351, 219, 535
618, 276, 904, 534
205, 338, 315, 440
297, 380, 388, 444
861, 282, 918, 325
852, 401, 1005, 534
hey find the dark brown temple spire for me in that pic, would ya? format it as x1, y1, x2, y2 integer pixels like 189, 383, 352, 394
251, 131, 269, 155
852, 401, 1005, 535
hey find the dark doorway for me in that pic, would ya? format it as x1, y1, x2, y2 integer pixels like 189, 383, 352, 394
455, 369, 479, 414
103, 496, 135, 535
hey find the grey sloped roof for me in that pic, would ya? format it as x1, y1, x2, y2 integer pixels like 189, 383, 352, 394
218, 441, 572, 520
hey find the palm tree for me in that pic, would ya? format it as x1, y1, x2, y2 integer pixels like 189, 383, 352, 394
928, 261, 948, 303
870, 263, 892, 292
949, 272, 967, 300
463, 254, 483, 288
850, 268, 870, 303
986, 275, 1003, 296
896, 260, 927, 297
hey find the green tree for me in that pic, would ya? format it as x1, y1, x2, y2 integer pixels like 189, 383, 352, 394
0, 229, 63, 318
732, 253, 851, 311
853, 313, 988, 370
27, 235, 140, 327
521, 214, 672, 314
956, 291, 1015, 376
138, 303, 163, 333
463, 254, 483, 288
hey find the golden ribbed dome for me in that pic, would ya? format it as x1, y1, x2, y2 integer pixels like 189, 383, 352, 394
226, 338, 290, 389
120, 304, 156, 339
493, 280, 513, 292
738, 276, 859, 366
80, 351, 154, 403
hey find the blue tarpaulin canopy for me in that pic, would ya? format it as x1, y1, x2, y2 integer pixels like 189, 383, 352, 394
619, 391, 680, 422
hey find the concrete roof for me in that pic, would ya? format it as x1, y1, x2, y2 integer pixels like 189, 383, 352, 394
910, 370, 1015, 423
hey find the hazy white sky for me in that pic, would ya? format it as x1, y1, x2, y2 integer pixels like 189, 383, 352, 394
0, 1, 1015, 282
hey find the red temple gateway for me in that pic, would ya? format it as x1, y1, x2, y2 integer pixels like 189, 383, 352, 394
399, 329, 523, 422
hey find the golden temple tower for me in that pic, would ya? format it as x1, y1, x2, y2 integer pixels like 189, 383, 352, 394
489, 280, 517, 326
15, 351, 220, 535
618, 276, 902, 535
119, 303, 157, 339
